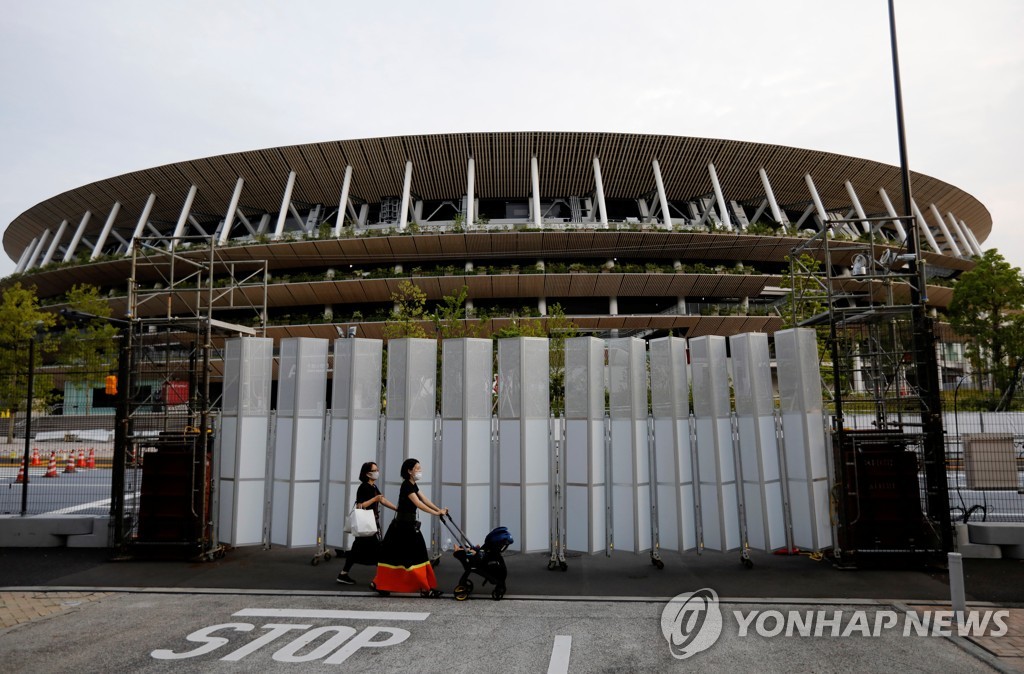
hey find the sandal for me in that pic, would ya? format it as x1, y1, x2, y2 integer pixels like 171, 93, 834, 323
370, 581, 390, 597
420, 589, 443, 599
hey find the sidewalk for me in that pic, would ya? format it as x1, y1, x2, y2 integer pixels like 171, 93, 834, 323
2, 545, 1023, 670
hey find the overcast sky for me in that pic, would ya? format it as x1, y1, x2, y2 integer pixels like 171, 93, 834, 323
1, 0, 1020, 279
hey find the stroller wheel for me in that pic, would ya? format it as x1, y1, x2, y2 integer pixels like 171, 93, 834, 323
491, 587, 505, 601
454, 583, 471, 601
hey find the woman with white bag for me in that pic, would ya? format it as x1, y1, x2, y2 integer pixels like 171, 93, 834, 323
336, 462, 395, 585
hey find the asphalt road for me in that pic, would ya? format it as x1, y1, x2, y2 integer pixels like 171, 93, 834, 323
0, 592, 1001, 673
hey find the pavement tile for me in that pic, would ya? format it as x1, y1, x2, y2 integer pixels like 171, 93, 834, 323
0, 592, 112, 630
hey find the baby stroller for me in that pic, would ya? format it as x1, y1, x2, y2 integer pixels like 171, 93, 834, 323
440, 514, 513, 601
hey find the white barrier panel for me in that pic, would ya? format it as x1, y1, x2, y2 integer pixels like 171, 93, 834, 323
383, 338, 437, 530
775, 328, 832, 551
690, 335, 741, 551
218, 337, 273, 546
497, 337, 550, 553
649, 336, 696, 552
441, 338, 493, 543
607, 338, 651, 553
271, 338, 329, 547
731, 332, 787, 551
325, 338, 383, 551
563, 337, 606, 554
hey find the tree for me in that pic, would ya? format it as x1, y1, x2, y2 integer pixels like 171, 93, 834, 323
948, 249, 1024, 405
57, 284, 120, 376
431, 285, 484, 340
0, 283, 56, 441
382, 280, 429, 340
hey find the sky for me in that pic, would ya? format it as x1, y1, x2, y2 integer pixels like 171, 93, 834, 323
0, 0, 1021, 278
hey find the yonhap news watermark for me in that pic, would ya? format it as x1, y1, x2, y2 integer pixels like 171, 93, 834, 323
661, 589, 1010, 660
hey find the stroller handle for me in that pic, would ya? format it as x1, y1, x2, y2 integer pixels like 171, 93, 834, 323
439, 513, 476, 549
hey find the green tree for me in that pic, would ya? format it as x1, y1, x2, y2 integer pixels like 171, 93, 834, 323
0, 283, 56, 441
431, 285, 484, 340
382, 280, 429, 340
57, 284, 120, 384
948, 249, 1024, 405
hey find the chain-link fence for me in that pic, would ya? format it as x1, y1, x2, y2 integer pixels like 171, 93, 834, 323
1, 331, 122, 517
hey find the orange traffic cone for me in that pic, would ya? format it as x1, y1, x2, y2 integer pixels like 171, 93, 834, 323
86, 448, 96, 469
31, 447, 41, 466
64, 451, 77, 473
76, 449, 87, 468
44, 452, 59, 478
15, 463, 28, 484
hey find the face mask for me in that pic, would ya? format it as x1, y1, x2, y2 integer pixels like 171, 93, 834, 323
413, 471, 424, 481
367, 471, 379, 480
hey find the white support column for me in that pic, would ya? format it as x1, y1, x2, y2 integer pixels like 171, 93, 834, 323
497, 337, 550, 552
270, 337, 329, 548
63, 211, 92, 262
707, 163, 731, 231
844, 181, 871, 234
398, 160, 413, 231
758, 167, 787, 231
531, 156, 542, 227
171, 185, 198, 243
775, 328, 832, 552
649, 336, 696, 552
946, 213, 978, 257
218, 178, 245, 245
127, 193, 157, 256
334, 165, 353, 236
609, 296, 618, 316
273, 171, 297, 239
325, 338, 383, 551
803, 174, 829, 231
465, 157, 475, 227
383, 338, 438, 531
928, 203, 961, 257
13, 242, 35, 274
960, 218, 984, 256
911, 199, 942, 254
690, 335, 741, 552
41, 220, 68, 267
218, 337, 274, 546
653, 159, 673, 230
593, 156, 609, 229
877, 188, 907, 242
440, 338, 493, 543
563, 337, 606, 554
607, 338, 651, 553
24, 233, 49, 270
538, 296, 547, 316
90, 202, 121, 260
730, 332, 786, 551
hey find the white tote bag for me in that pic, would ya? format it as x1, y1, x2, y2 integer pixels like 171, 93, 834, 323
346, 505, 378, 537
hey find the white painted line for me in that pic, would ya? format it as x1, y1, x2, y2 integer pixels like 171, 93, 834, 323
547, 635, 572, 674
44, 493, 137, 515
232, 608, 430, 621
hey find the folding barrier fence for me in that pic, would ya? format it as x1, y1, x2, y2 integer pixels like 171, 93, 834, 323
216, 332, 835, 563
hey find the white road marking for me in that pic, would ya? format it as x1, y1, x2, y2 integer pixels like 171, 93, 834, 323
44, 492, 137, 515
547, 635, 572, 674
232, 608, 431, 622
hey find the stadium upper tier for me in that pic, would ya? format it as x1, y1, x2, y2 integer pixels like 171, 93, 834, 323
1, 132, 987, 339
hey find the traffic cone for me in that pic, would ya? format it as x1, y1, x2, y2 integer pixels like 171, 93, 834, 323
64, 452, 77, 473
76, 449, 87, 468
44, 452, 59, 478
15, 464, 28, 484
86, 448, 96, 469
31, 447, 41, 466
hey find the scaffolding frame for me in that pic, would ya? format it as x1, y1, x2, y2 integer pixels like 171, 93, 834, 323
112, 236, 267, 559
787, 217, 952, 564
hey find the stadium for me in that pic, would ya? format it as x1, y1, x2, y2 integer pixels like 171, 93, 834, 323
2, 131, 987, 341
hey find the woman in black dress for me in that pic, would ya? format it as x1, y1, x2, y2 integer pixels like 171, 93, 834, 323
336, 461, 395, 585
371, 457, 447, 597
